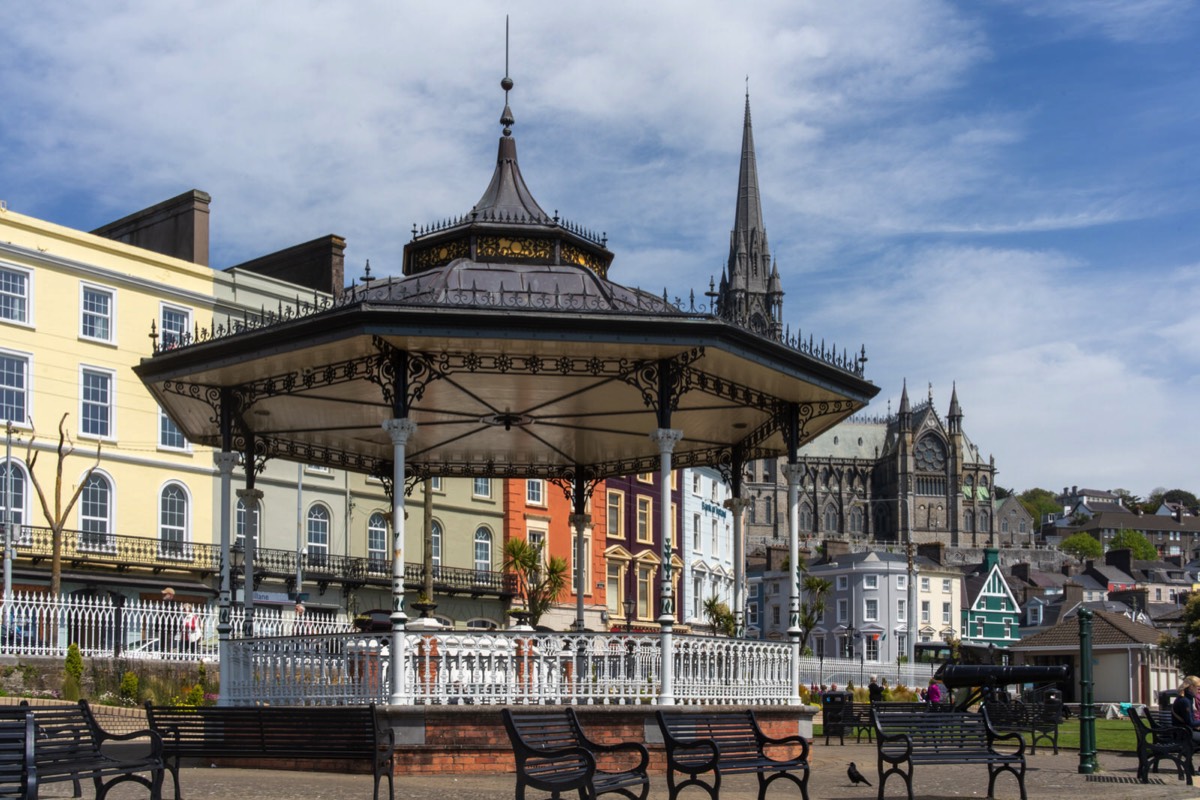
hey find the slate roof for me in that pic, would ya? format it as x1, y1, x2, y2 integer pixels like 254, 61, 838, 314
1011, 608, 1163, 650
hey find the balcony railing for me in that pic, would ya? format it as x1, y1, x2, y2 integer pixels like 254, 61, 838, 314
3, 525, 515, 597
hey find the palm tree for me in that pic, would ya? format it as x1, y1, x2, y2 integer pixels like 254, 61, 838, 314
798, 575, 832, 653
501, 537, 568, 628
702, 595, 735, 637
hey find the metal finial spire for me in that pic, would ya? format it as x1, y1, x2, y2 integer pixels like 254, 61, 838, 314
500, 15, 515, 137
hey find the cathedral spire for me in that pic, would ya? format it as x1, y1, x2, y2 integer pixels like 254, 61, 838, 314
899, 379, 912, 432
717, 86, 782, 336
948, 382, 962, 434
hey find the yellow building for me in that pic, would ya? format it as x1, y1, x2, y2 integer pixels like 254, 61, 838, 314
1, 198, 217, 600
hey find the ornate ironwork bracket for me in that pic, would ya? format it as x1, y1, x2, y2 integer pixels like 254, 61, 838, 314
618, 348, 705, 422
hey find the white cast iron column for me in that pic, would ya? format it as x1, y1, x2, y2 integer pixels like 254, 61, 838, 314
570, 513, 591, 631
384, 418, 417, 705
726, 496, 750, 636
236, 488, 262, 635
783, 462, 804, 706
651, 428, 683, 706
215, 452, 238, 707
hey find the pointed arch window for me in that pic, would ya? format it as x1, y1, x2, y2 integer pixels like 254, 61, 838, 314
799, 505, 813, 531
823, 505, 838, 532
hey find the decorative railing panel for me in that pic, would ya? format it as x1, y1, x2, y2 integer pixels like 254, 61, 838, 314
3, 525, 513, 596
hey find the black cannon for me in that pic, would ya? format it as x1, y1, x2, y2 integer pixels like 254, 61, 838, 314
934, 663, 1069, 711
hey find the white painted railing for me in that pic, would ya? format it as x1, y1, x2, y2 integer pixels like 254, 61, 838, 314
225, 630, 940, 706
0, 591, 352, 662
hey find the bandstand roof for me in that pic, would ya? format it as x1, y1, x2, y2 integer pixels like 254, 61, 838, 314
134, 74, 879, 485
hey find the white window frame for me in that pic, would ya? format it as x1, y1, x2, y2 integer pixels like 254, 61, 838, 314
473, 477, 492, 499
526, 478, 545, 506
692, 513, 701, 551
897, 598, 907, 622
79, 282, 116, 344
920, 577, 930, 592
159, 303, 191, 349
158, 481, 191, 559
431, 519, 442, 567
864, 598, 879, 622
78, 470, 114, 551
864, 574, 878, 590
942, 578, 952, 593
474, 526, 493, 574
942, 602, 952, 625
158, 405, 189, 451
235, 497, 261, 547
836, 575, 848, 590
430, 475, 443, 492
692, 473, 701, 494
836, 598, 848, 623
306, 503, 331, 563
367, 512, 388, 566
79, 365, 116, 441
897, 575, 907, 590
0, 349, 31, 427
0, 264, 32, 327
921, 600, 931, 623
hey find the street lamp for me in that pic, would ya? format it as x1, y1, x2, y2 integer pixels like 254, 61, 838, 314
623, 598, 635, 633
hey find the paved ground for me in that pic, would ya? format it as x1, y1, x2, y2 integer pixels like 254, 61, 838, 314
43, 743, 1199, 800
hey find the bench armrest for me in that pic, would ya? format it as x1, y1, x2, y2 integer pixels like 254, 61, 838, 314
664, 737, 719, 771
987, 729, 1026, 757
589, 740, 650, 773
96, 727, 165, 758
523, 745, 596, 771
759, 732, 811, 761
876, 730, 913, 763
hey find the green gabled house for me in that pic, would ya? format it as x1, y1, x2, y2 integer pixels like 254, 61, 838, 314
961, 548, 1021, 648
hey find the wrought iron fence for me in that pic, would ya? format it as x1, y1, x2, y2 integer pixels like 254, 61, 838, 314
3, 525, 515, 596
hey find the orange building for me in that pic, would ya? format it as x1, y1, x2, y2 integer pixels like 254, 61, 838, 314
503, 478, 608, 629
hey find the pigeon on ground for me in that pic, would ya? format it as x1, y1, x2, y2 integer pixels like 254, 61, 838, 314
847, 762, 871, 786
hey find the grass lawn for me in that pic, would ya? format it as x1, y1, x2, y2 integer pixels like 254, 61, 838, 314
814, 716, 1138, 753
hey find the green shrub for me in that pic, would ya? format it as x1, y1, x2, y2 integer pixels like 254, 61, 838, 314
63, 643, 84, 701
119, 671, 140, 704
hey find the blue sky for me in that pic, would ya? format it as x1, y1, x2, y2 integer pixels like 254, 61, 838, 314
1, 1, 1196, 498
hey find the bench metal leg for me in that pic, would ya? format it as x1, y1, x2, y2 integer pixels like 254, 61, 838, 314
758, 768, 809, 800
986, 762, 1026, 800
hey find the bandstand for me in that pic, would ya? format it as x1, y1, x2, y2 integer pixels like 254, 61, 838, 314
133, 66, 879, 739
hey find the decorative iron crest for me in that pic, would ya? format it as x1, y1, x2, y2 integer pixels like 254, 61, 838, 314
549, 465, 604, 507
620, 348, 705, 416
230, 433, 271, 477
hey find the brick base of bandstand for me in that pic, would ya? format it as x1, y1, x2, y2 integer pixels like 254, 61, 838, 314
382, 704, 819, 775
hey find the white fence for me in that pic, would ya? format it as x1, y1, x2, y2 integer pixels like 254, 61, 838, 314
0, 591, 351, 662
225, 630, 939, 706
0, 592, 939, 705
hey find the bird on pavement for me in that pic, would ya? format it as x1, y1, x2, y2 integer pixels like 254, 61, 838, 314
848, 762, 871, 786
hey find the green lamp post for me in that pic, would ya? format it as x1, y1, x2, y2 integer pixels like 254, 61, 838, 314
1077, 607, 1099, 774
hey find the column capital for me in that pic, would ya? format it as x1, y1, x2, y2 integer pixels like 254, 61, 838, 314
568, 513, 592, 530
649, 428, 684, 453
235, 488, 264, 501
214, 452, 240, 472
723, 497, 751, 513
383, 417, 418, 445
782, 462, 805, 483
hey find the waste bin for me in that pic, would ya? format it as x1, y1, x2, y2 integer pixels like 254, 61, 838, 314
822, 691, 853, 737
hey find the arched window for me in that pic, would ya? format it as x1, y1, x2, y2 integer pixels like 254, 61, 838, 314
963, 511, 974, 532
823, 505, 838, 532
235, 497, 260, 547
367, 512, 388, 569
474, 527, 493, 576
850, 506, 864, 533
800, 505, 813, 531
159, 483, 189, 558
431, 520, 443, 570
466, 618, 499, 630
79, 472, 113, 551
0, 459, 28, 534
307, 504, 330, 566
978, 511, 990, 532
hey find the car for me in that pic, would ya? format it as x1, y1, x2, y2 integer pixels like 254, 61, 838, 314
123, 638, 163, 659
352, 609, 392, 633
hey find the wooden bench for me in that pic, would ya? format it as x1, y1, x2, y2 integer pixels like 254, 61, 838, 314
502, 707, 649, 800
983, 700, 1063, 754
1129, 705, 1193, 785
872, 707, 1025, 800
22, 700, 164, 799
145, 703, 394, 800
657, 710, 810, 800
0, 707, 38, 799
